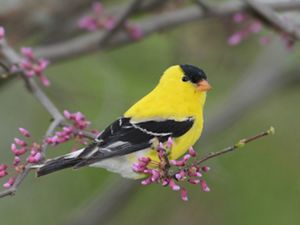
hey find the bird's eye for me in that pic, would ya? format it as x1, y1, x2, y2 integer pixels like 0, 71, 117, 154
182, 76, 189, 82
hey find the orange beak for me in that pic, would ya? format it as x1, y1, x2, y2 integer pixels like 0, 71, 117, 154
197, 80, 212, 92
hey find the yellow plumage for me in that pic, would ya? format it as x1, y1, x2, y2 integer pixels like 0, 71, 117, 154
125, 65, 207, 161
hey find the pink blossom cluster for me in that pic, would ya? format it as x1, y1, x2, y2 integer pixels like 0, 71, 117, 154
0, 164, 8, 179
12, 128, 42, 165
132, 138, 211, 201
13, 47, 50, 86
0, 110, 97, 190
0, 26, 5, 41
228, 12, 295, 50
11, 128, 42, 164
228, 12, 264, 46
78, 2, 115, 31
46, 110, 93, 146
78, 2, 143, 40
124, 23, 143, 41
0, 127, 43, 189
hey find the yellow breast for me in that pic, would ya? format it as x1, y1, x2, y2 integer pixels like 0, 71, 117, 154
124, 65, 207, 161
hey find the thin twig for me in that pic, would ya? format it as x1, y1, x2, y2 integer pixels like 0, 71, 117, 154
0, 118, 61, 198
168, 127, 275, 178
196, 127, 274, 165
244, 0, 300, 41
0, 39, 65, 198
99, 0, 144, 47
74, 129, 97, 140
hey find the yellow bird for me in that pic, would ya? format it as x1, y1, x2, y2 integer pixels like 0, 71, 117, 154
36, 64, 211, 179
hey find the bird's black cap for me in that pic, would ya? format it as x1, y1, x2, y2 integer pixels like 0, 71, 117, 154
180, 64, 207, 83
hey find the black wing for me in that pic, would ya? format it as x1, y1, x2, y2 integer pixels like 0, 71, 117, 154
74, 117, 194, 168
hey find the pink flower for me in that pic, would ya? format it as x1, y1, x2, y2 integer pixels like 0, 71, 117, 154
132, 142, 212, 201
259, 36, 272, 45
78, 16, 98, 31
13, 156, 21, 166
78, 2, 117, 32
188, 166, 202, 177
188, 147, 197, 157
3, 177, 15, 189
201, 166, 210, 172
170, 159, 185, 167
36, 59, 49, 72
169, 179, 180, 191
249, 21, 262, 33
0, 26, 5, 40
200, 180, 210, 192
228, 32, 243, 46
233, 12, 246, 23
47, 110, 92, 147
11, 144, 27, 156
103, 17, 116, 30
18, 48, 51, 86
0, 170, 7, 178
181, 188, 188, 201
39, 74, 50, 86
138, 157, 151, 164
14, 138, 27, 147
175, 170, 186, 180
150, 170, 160, 182
0, 164, 8, 171
141, 177, 152, 185
21, 47, 34, 59
63, 110, 72, 119
170, 152, 190, 167
0, 163, 8, 178
188, 178, 200, 184
132, 163, 145, 173
92, 2, 103, 14
33, 152, 42, 162
162, 179, 170, 186
167, 137, 173, 149
19, 127, 31, 137
27, 151, 42, 163
126, 24, 143, 40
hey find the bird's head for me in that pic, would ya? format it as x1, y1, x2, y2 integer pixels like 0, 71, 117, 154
159, 64, 212, 93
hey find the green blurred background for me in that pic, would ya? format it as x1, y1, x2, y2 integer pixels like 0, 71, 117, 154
1, 4, 300, 225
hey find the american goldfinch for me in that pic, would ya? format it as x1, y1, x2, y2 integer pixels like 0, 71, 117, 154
37, 64, 211, 178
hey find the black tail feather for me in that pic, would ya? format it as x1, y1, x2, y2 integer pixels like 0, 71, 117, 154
36, 157, 80, 177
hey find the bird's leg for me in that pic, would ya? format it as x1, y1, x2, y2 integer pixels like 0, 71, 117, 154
157, 148, 171, 179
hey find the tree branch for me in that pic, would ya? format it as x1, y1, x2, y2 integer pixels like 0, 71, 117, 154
244, 0, 300, 40
0, 39, 65, 198
167, 127, 275, 178
0, 118, 61, 198
33, 0, 300, 62
99, 0, 144, 47
196, 127, 274, 165
1, 0, 300, 77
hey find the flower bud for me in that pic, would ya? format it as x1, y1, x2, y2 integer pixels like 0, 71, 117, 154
18, 127, 31, 138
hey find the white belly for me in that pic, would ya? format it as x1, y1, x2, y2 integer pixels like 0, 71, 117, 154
90, 149, 149, 179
